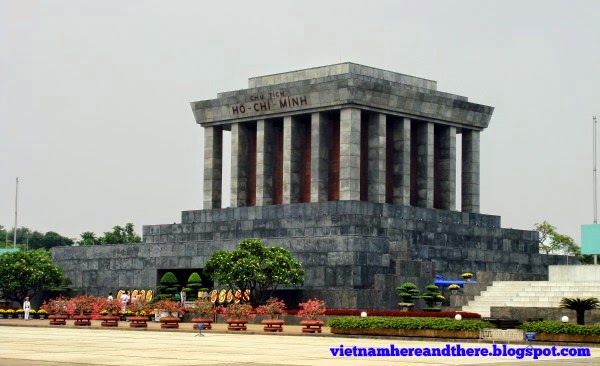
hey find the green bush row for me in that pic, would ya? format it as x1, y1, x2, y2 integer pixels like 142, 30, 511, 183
327, 316, 494, 332
519, 321, 600, 336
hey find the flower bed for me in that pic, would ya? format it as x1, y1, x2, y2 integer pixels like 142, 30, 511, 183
518, 320, 600, 343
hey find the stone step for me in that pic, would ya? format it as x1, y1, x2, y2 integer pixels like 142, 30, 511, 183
461, 278, 600, 317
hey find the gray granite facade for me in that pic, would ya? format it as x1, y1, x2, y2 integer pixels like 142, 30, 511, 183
53, 201, 567, 309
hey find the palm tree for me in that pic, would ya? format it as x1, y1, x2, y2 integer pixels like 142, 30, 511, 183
559, 297, 600, 325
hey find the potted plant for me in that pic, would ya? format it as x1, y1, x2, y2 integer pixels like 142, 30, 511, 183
99, 298, 122, 327
41, 296, 69, 325
28, 309, 37, 319
461, 272, 473, 281
153, 299, 182, 329
128, 299, 152, 328
0, 309, 6, 319
421, 284, 443, 311
219, 302, 254, 331
297, 298, 326, 333
37, 308, 47, 320
189, 298, 215, 330
448, 284, 460, 295
16, 309, 24, 319
67, 295, 96, 326
395, 282, 419, 311
256, 297, 287, 332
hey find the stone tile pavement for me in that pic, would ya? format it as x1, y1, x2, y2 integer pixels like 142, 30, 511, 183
0, 318, 598, 365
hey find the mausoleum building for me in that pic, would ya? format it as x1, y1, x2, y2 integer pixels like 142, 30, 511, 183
53, 63, 567, 309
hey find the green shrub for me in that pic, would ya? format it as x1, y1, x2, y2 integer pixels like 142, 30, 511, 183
327, 316, 494, 332
157, 272, 179, 300
396, 282, 419, 303
185, 272, 207, 300
518, 321, 600, 336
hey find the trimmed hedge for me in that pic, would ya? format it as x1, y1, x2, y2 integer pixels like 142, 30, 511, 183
285, 310, 481, 318
327, 316, 494, 332
519, 321, 600, 336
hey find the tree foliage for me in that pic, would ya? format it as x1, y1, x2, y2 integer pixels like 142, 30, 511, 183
0, 226, 73, 250
0, 249, 64, 304
396, 282, 420, 303
204, 238, 304, 307
157, 271, 179, 300
78, 223, 141, 245
184, 272, 206, 300
535, 220, 592, 263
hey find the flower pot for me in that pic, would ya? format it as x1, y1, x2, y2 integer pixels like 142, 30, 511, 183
159, 316, 180, 329
451, 290, 458, 295
48, 314, 68, 325
99, 315, 120, 327
261, 319, 284, 332
73, 314, 92, 326
226, 318, 248, 331
17, 314, 24, 319
129, 316, 149, 328
300, 320, 324, 333
39, 314, 46, 320
191, 317, 213, 330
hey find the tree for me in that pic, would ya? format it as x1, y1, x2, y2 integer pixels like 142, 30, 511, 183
535, 221, 590, 263
157, 272, 180, 300
78, 231, 99, 246
559, 297, 600, 325
0, 249, 64, 304
396, 282, 420, 304
184, 272, 207, 301
79, 223, 141, 245
204, 238, 304, 307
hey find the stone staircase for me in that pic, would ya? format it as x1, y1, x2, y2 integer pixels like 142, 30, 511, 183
461, 280, 600, 318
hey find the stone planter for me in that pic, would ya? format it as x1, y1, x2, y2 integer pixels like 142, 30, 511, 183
48, 314, 68, 325
261, 319, 284, 332
534, 333, 600, 343
191, 317, 214, 330
159, 316, 180, 329
226, 318, 248, 331
330, 327, 479, 339
39, 314, 46, 320
73, 314, 92, 326
300, 320, 324, 333
99, 315, 120, 327
129, 316, 149, 328
17, 313, 24, 319
451, 290, 458, 295
397, 303, 414, 312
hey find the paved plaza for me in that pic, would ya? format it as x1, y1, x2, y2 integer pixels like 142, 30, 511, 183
0, 320, 598, 365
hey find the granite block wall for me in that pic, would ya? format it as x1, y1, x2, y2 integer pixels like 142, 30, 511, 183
52, 201, 567, 309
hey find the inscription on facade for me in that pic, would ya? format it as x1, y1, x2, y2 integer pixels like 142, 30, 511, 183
230, 91, 309, 116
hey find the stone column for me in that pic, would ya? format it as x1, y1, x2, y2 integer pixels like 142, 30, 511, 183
368, 113, 386, 203
462, 129, 480, 213
392, 118, 411, 205
436, 125, 456, 210
203, 125, 222, 209
283, 116, 301, 204
256, 119, 273, 206
416, 121, 434, 208
311, 112, 330, 202
231, 122, 248, 207
339, 108, 361, 201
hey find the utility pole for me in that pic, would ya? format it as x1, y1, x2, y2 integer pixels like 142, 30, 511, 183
594, 116, 598, 264
13, 177, 18, 249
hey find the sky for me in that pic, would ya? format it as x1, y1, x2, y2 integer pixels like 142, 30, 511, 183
1, 1, 598, 245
